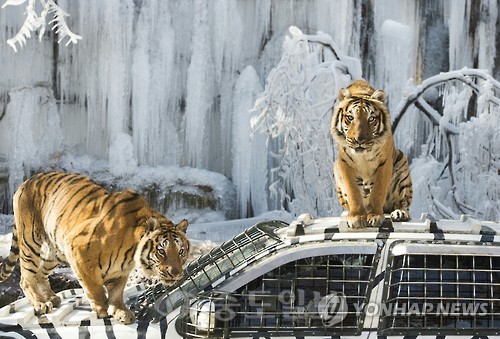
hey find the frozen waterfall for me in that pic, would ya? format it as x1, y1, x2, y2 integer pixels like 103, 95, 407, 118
0, 0, 498, 220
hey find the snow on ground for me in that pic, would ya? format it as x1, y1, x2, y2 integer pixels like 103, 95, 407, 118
0, 232, 12, 258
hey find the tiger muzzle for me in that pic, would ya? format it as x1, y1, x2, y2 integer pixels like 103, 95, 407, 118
346, 136, 372, 151
159, 264, 184, 282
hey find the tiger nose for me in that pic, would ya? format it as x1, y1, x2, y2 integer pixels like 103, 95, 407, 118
168, 266, 181, 277
354, 137, 367, 144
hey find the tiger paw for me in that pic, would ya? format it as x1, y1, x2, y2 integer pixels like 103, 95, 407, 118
49, 295, 61, 308
367, 213, 384, 227
391, 209, 410, 221
346, 215, 366, 229
93, 305, 110, 319
110, 306, 135, 324
33, 301, 54, 316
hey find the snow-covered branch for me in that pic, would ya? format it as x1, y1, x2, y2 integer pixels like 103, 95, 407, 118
397, 68, 500, 221
392, 68, 500, 132
414, 97, 460, 135
3, 0, 81, 52
251, 26, 361, 216
47, 0, 81, 46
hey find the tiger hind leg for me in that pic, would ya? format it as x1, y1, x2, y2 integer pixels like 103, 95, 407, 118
388, 150, 413, 222
16, 229, 59, 314
390, 186, 412, 222
335, 185, 349, 210
39, 258, 62, 308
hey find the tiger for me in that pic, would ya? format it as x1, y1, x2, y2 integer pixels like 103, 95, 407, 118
0, 171, 190, 324
330, 79, 413, 228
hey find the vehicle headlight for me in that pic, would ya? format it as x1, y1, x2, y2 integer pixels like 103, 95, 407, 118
189, 299, 216, 332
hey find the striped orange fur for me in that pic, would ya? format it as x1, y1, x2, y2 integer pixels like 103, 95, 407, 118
0, 172, 190, 324
331, 80, 413, 228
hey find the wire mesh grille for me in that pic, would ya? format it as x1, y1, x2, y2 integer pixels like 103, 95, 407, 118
180, 253, 376, 338
381, 243, 500, 334
131, 221, 288, 321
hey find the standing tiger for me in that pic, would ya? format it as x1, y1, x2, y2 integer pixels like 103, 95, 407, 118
0, 172, 190, 324
331, 80, 413, 228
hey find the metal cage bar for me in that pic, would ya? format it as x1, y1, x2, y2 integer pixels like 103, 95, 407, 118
381, 242, 500, 335
179, 253, 376, 338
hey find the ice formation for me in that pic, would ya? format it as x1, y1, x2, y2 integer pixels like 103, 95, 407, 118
0, 84, 63, 210
0, 0, 498, 221
231, 65, 267, 217
2, 0, 81, 52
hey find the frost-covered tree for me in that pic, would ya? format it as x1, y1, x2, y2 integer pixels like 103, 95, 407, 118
2, 0, 81, 52
393, 69, 500, 221
251, 26, 361, 217
252, 27, 499, 221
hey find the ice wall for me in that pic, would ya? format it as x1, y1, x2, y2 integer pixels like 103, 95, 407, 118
0, 0, 498, 219
0, 84, 63, 210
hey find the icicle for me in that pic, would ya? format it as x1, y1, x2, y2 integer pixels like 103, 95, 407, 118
183, 0, 214, 169
232, 66, 266, 217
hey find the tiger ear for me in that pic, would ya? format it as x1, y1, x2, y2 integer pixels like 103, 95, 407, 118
338, 87, 351, 101
371, 89, 386, 103
146, 217, 159, 231
176, 219, 189, 233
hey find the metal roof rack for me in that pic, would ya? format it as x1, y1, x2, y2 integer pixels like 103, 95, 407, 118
277, 213, 500, 237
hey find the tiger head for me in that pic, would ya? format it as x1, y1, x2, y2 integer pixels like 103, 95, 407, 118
331, 80, 391, 152
135, 217, 190, 285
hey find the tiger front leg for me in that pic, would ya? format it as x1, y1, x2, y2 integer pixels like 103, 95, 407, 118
71, 261, 109, 319
20, 273, 56, 316
106, 275, 135, 324
366, 160, 393, 227
335, 160, 367, 228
